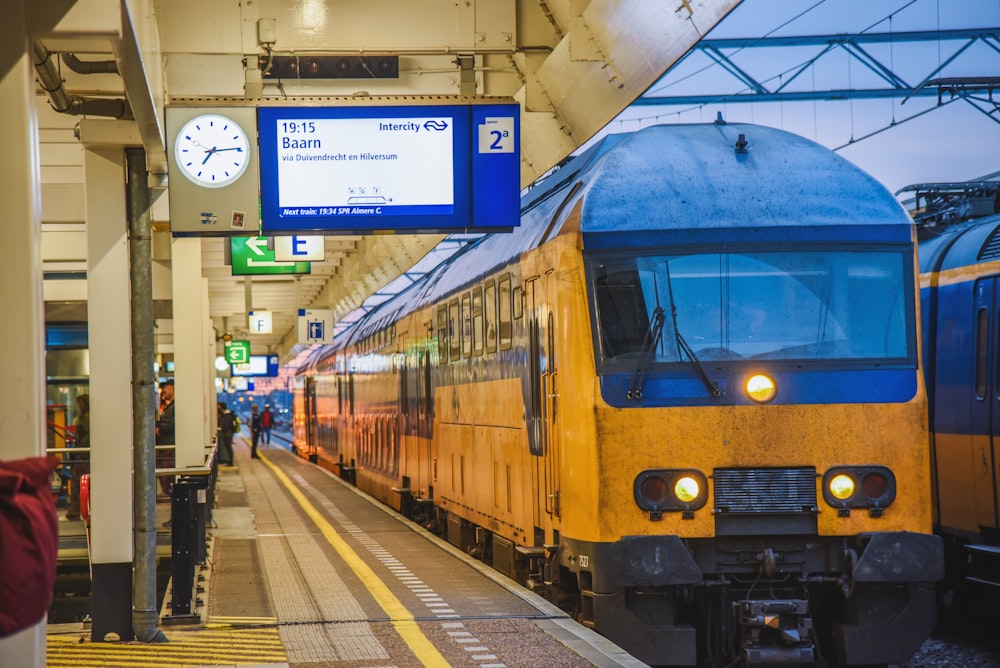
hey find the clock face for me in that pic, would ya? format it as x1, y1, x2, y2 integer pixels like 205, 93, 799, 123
173, 114, 251, 188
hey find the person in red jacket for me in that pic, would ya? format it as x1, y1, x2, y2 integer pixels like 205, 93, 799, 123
261, 404, 274, 445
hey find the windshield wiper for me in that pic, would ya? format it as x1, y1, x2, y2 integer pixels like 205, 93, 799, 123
627, 306, 665, 400
665, 261, 725, 399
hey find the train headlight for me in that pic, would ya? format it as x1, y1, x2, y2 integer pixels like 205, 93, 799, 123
822, 466, 896, 517
745, 374, 777, 403
634, 469, 708, 520
674, 476, 701, 503
829, 474, 855, 500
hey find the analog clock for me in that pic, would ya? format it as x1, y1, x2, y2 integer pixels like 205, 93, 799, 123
173, 113, 251, 188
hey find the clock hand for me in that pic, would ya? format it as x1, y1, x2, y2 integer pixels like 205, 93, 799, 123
201, 146, 217, 165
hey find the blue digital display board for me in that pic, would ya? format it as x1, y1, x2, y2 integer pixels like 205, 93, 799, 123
258, 103, 519, 233
231, 354, 279, 377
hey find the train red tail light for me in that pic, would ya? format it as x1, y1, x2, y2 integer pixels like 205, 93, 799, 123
640, 476, 669, 504
861, 471, 888, 499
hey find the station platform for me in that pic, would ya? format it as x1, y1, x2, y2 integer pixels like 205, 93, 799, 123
46, 436, 645, 668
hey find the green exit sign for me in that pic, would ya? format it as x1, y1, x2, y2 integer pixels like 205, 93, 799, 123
231, 236, 310, 275
225, 340, 251, 364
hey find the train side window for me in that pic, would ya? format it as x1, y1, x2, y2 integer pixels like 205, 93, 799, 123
461, 293, 473, 358
976, 307, 988, 399
449, 299, 461, 361
349, 371, 356, 415
472, 287, 484, 357
484, 280, 497, 354
436, 305, 448, 364
421, 350, 433, 417
512, 285, 524, 320
399, 350, 409, 418
499, 276, 512, 350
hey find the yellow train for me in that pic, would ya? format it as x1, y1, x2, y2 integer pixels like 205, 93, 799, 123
293, 122, 943, 666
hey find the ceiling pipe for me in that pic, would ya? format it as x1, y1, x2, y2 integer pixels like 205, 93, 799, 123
62, 52, 119, 75
31, 40, 133, 120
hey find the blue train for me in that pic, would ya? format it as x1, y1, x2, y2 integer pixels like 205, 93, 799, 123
909, 180, 1000, 610
294, 121, 944, 666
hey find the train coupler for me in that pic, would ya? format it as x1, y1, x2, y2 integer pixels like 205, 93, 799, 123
737, 599, 815, 666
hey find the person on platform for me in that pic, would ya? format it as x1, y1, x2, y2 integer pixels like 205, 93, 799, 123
217, 402, 238, 466
65, 393, 90, 521
155, 379, 176, 495
261, 404, 274, 445
250, 404, 262, 459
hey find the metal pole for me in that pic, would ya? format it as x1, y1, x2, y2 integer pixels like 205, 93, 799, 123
126, 147, 167, 643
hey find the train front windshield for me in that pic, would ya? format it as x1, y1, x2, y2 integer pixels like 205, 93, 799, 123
591, 249, 915, 366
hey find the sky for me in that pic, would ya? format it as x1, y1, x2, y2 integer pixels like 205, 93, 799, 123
609, 0, 1000, 196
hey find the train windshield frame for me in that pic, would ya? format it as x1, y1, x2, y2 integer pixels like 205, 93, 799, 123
587, 245, 917, 370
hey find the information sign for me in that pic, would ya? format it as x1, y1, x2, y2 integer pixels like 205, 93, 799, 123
225, 339, 250, 364
275, 236, 325, 262
231, 354, 279, 377
257, 102, 519, 234
231, 236, 311, 275
298, 309, 334, 344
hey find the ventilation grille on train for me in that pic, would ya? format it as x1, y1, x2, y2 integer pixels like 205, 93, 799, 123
713, 467, 818, 514
978, 226, 1000, 261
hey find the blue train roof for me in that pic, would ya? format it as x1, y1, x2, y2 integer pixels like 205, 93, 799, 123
918, 213, 1000, 275
314, 122, 914, 354
574, 122, 912, 234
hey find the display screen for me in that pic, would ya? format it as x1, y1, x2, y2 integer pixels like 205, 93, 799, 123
258, 104, 519, 233
231, 354, 279, 377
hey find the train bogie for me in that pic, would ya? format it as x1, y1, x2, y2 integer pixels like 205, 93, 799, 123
295, 122, 943, 666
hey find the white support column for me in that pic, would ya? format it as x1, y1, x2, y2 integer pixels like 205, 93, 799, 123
82, 143, 135, 639
204, 279, 217, 445
171, 237, 211, 467
0, 2, 47, 666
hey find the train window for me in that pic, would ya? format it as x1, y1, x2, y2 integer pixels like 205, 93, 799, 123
484, 280, 498, 354
594, 267, 650, 357
421, 349, 433, 417
461, 293, 473, 358
449, 299, 461, 360
348, 372, 355, 415
512, 285, 524, 320
399, 351, 409, 417
472, 287, 484, 357
436, 305, 448, 364
499, 276, 512, 350
976, 307, 988, 399
589, 250, 915, 366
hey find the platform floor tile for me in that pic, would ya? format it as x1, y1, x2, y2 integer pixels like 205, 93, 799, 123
46, 626, 287, 667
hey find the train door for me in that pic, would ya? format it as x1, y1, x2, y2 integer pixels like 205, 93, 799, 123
304, 376, 318, 459
416, 344, 434, 493
972, 278, 1000, 531
543, 269, 561, 521
525, 271, 561, 531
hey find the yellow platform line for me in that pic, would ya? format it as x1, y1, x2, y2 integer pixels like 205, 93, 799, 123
205, 615, 278, 626
47, 626, 286, 667
260, 452, 450, 667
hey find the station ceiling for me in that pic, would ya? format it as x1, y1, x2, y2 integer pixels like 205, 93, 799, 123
33, 0, 744, 361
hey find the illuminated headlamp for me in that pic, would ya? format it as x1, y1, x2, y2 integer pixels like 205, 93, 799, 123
634, 469, 708, 520
745, 373, 777, 403
822, 466, 896, 517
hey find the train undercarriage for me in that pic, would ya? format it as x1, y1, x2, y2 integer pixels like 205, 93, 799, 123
413, 502, 942, 668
